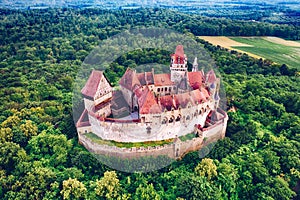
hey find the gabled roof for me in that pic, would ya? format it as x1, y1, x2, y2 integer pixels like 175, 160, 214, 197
206, 69, 217, 83
81, 70, 103, 98
160, 95, 174, 111
136, 72, 154, 86
136, 87, 161, 114
119, 68, 141, 91
154, 73, 173, 86
188, 71, 203, 90
159, 88, 210, 112
135, 87, 150, 107
190, 89, 206, 104
173, 93, 191, 109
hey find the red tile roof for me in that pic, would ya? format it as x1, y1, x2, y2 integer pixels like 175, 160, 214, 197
136, 72, 154, 86
135, 87, 149, 107
175, 45, 185, 58
81, 70, 103, 98
188, 71, 203, 90
138, 88, 161, 114
160, 95, 174, 111
159, 88, 210, 112
200, 86, 210, 99
154, 73, 173, 86
119, 68, 141, 90
171, 45, 186, 64
190, 89, 207, 104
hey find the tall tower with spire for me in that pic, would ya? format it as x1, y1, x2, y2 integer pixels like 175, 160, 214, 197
170, 45, 187, 83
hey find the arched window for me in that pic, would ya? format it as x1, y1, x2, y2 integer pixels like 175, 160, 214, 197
186, 115, 190, 121
169, 116, 175, 123
176, 115, 181, 122
162, 117, 168, 124
201, 108, 205, 114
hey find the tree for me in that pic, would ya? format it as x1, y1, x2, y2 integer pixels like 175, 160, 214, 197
208, 138, 238, 160
176, 172, 222, 200
20, 120, 38, 138
134, 183, 161, 200
216, 160, 239, 199
0, 142, 28, 172
195, 158, 218, 181
61, 178, 87, 200
0, 127, 13, 143
95, 171, 121, 199
6, 167, 57, 200
27, 131, 72, 166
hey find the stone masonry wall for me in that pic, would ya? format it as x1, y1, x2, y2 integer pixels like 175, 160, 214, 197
78, 117, 226, 160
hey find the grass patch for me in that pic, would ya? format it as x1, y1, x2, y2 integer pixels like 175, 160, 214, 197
179, 133, 196, 141
84, 132, 174, 148
230, 37, 300, 70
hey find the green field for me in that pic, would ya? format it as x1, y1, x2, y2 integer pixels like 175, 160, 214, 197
230, 37, 300, 70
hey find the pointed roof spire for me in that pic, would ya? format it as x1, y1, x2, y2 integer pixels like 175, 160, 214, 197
192, 57, 198, 72
175, 45, 185, 58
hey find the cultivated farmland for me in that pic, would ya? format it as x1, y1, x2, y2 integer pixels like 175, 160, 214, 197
199, 36, 300, 69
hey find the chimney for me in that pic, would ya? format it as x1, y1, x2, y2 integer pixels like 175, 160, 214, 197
151, 68, 154, 75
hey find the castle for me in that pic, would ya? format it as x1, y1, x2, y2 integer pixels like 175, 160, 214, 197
76, 45, 228, 160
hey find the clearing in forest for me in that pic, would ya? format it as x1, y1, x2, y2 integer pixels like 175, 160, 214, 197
264, 37, 300, 47
199, 36, 300, 69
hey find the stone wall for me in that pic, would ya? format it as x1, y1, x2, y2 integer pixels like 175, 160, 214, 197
78, 117, 226, 160
87, 100, 220, 143
88, 110, 210, 143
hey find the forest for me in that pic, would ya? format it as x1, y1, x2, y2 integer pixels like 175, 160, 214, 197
0, 8, 299, 199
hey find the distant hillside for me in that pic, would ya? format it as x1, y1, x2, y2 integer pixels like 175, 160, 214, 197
1, 0, 300, 24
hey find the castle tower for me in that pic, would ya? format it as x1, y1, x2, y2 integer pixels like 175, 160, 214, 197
192, 57, 198, 72
170, 45, 187, 83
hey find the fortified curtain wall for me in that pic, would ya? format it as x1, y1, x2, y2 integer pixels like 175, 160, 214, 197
88, 112, 209, 143
78, 115, 227, 159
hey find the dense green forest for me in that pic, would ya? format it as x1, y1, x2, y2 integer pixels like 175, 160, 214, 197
0, 8, 299, 199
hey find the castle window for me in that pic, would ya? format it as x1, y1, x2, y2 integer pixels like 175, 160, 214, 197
165, 87, 167, 91
157, 88, 160, 92
169, 116, 175, 123
169, 87, 171, 92
162, 118, 167, 124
